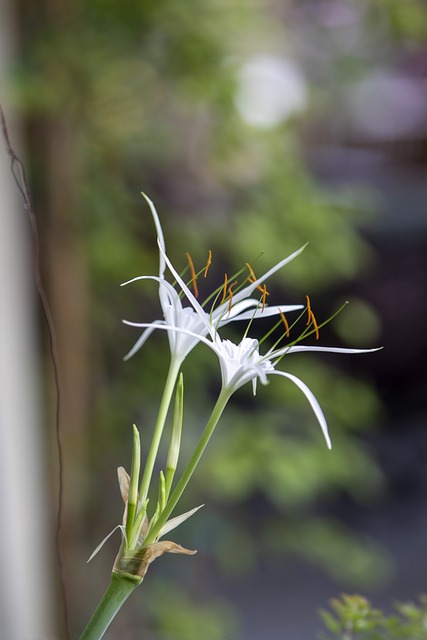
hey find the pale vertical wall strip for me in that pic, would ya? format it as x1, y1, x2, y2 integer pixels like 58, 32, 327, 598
0, 2, 54, 638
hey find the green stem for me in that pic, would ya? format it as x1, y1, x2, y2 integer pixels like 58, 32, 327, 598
126, 425, 141, 543
79, 572, 140, 640
144, 386, 231, 544
139, 358, 181, 503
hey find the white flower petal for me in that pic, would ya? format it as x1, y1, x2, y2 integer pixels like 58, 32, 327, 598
123, 321, 165, 361
271, 370, 332, 449
228, 304, 303, 322
120, 274, 174, 291
141, 192, 167, 277
215, 298, 260, 320
120, 275, 155, 287
158, 242, 216, 340
231, 244, 307, 307
122, 321, 218, 352
122, 203, 306, 367
271, 345, 382, 359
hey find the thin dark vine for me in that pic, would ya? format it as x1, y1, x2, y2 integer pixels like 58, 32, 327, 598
0, 100, 70, 640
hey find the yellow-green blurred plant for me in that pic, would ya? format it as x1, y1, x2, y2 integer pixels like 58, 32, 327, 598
319, 594, 427, 640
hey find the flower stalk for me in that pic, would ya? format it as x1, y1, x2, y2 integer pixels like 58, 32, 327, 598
79, 572, 141, 640
138, 357, 181, 504
143, 385, 232, 545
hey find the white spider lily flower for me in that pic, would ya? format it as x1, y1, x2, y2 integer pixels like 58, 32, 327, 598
210, 336, 334, 447
122, 276, 210, 363
126, 247, 381, 450
123, 319, 380, 450
216, 337, 275, 389
121, 193, 304, 364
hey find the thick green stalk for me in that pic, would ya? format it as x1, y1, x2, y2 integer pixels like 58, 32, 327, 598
79, 572, 140, 640
144, 386, 232, 544
139, 358, 181, 503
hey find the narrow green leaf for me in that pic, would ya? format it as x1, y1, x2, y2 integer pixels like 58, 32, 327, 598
165, 373, 184, 499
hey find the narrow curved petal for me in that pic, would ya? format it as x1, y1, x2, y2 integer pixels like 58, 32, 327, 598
141, 192, 167, 277
158, 243, 304, 338
213, 298, 260, 320
270, 345, 382, 359
121, 274, 170, 289
271, 370, 332, 449
122, 321, 220, 354
231, 244, 307, 307
158, 242, 216, 340
123, 321, 165, 361
226, 304, 304, 323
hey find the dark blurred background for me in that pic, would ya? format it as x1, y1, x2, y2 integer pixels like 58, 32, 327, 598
1, 1, 427, 638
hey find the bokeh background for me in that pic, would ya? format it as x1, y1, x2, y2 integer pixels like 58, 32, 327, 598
1, 1, 427, 639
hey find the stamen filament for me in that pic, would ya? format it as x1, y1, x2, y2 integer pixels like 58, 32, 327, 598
272, 301, 350, 367
246, 261, 270, 300
260, 306, 307, 348
313, 301, 349, 335
202, 264, 247, 309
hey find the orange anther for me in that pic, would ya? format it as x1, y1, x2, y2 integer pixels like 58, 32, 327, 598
311, 313, 319, 340
246, 262, 269, 298
221, 273, 228, 303
185, 252, 199, 298
279, 309, 290, 338
227, 280, 238, 312
246, 262, 257, 283
306, 294, 319, 340
204, 250, 212, 278
305, 294, 312, 324
259, 284, 269, 312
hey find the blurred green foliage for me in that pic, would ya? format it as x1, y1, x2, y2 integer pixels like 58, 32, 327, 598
11, 0, 426, 636
143, 579, 239, 640
319, 594, 427, 639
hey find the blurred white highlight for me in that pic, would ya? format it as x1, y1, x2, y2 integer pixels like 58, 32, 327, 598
235, 54, 308, 128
